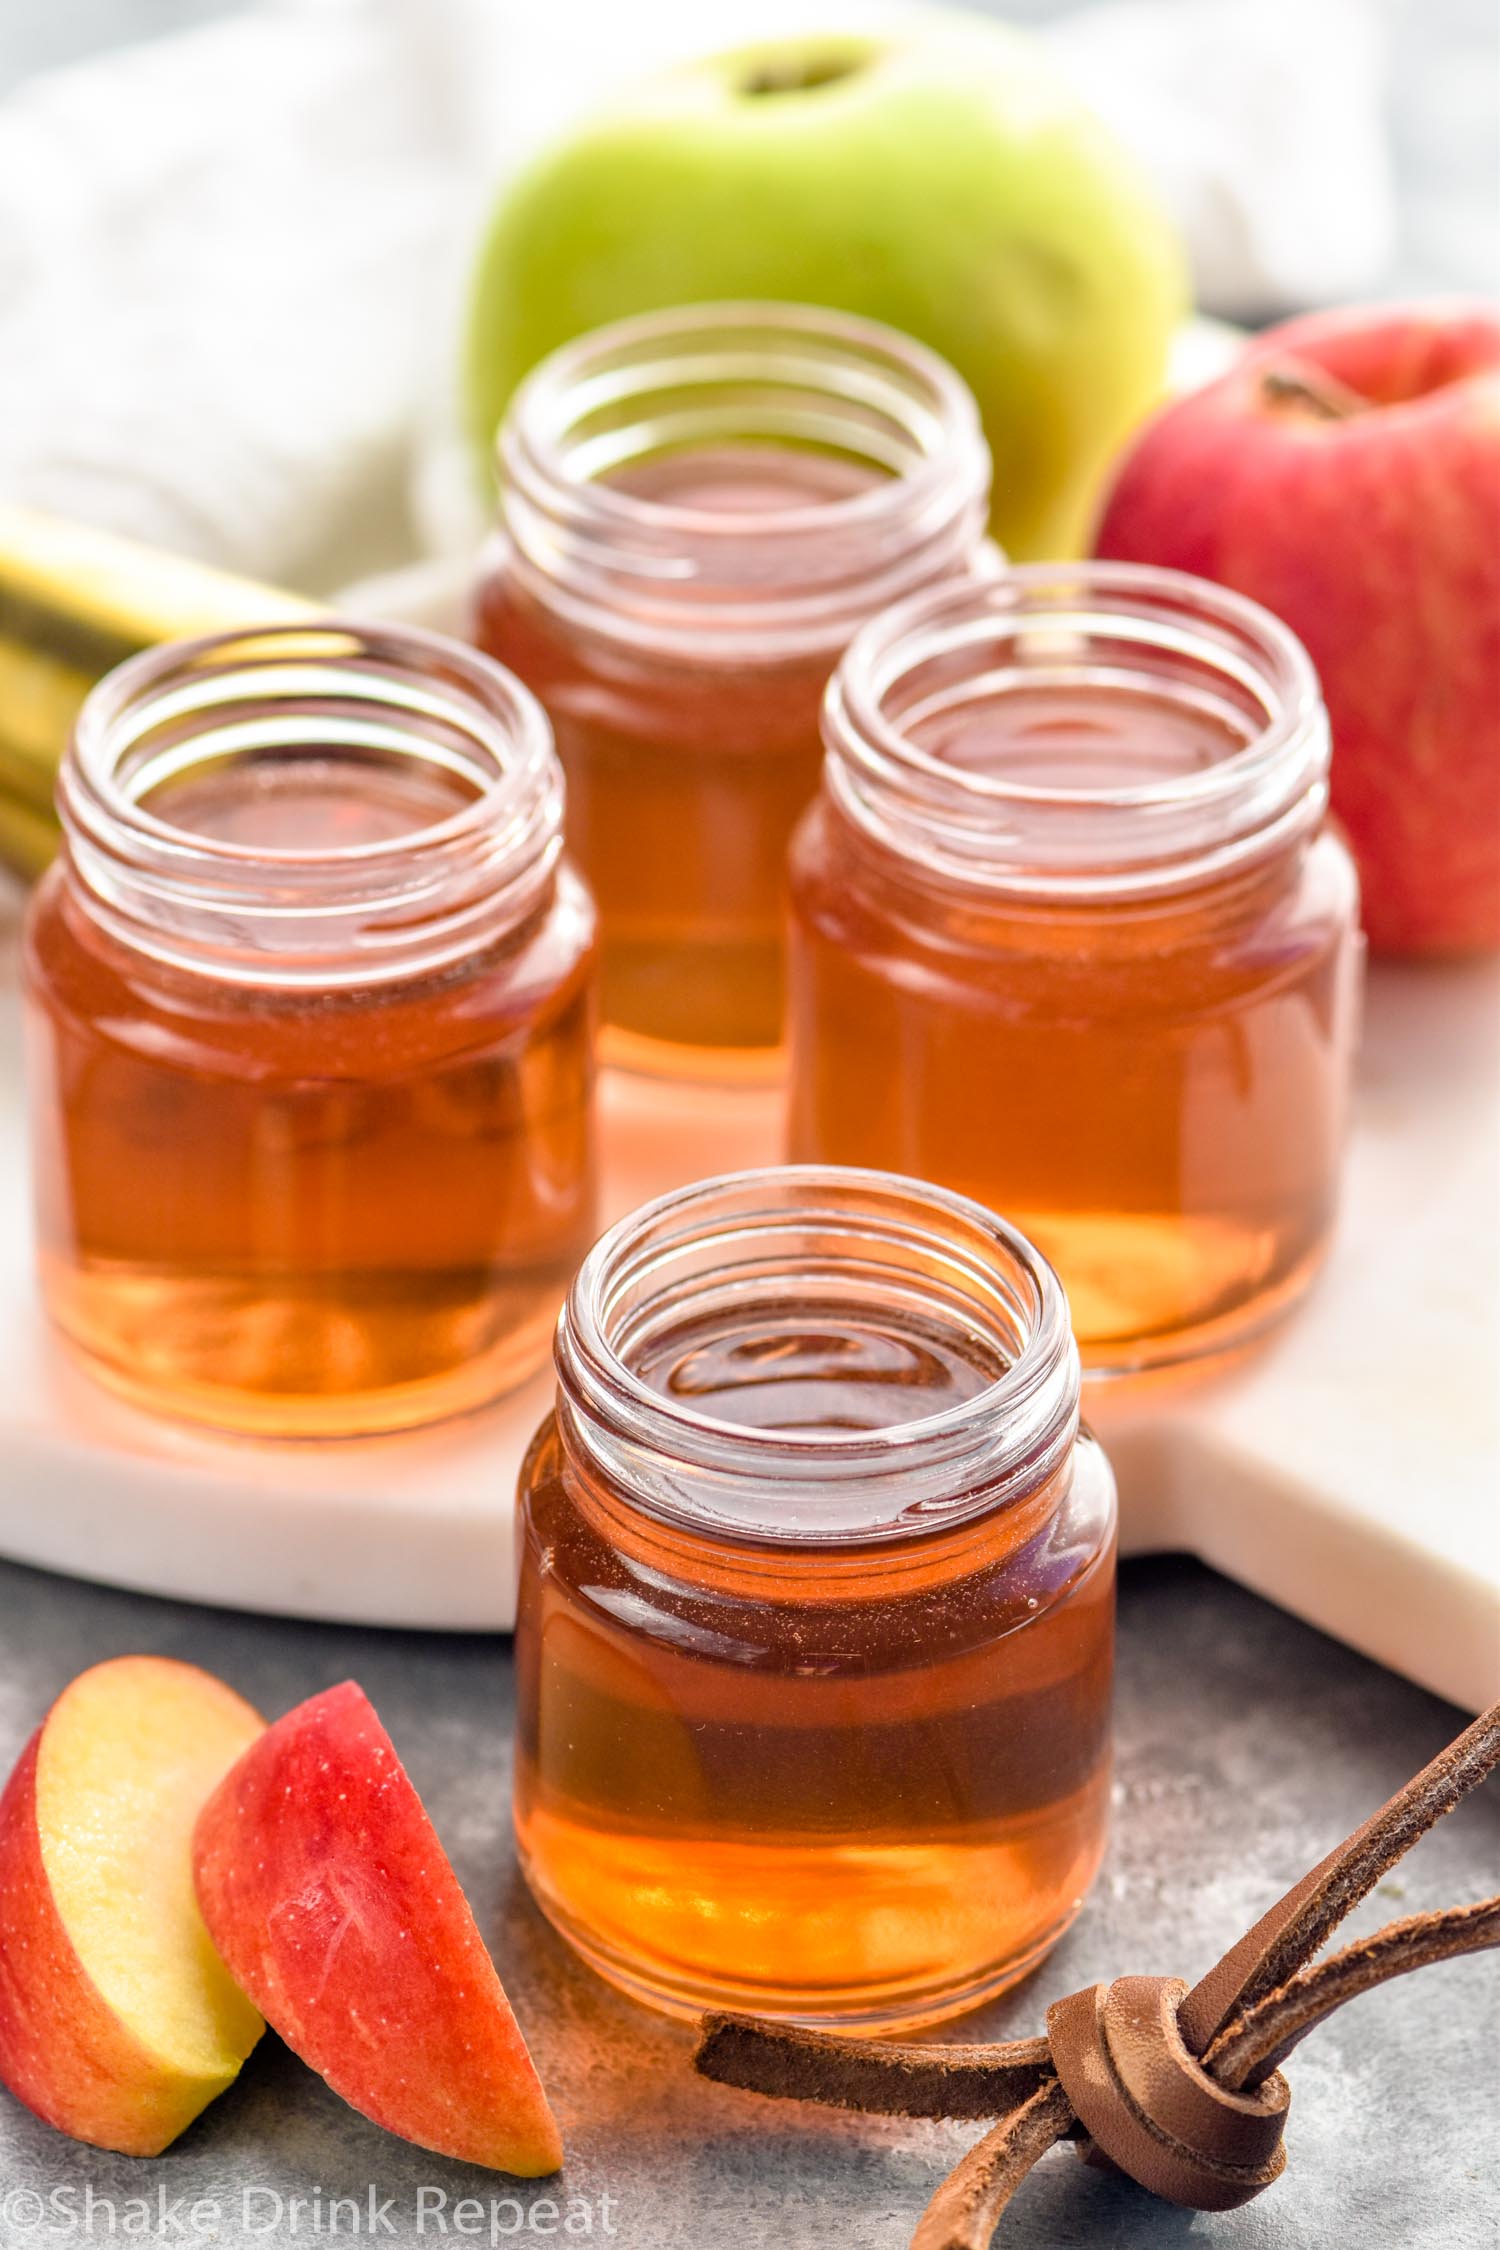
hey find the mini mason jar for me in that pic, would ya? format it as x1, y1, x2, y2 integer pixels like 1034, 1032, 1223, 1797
513, 1165, 1116, 2031
475, 303, 992, 1077
23, 621, 597, 1436
788, 566, 1363, 1377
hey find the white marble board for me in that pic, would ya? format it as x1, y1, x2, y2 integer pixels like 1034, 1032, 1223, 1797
1, 869, 1496, 1711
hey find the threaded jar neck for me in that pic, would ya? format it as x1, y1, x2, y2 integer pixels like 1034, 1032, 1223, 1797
822, 563, 1331, 900
554, 1165, 1080, 1547
496, 303, 992, 661
58, 620, 565, 987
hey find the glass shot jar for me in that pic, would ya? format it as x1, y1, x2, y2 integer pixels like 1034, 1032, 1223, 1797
788, 565, 1363, 1378
513, 1165, 1116, 2031
474, 302, 992, 1079
23, 620, 598, 1437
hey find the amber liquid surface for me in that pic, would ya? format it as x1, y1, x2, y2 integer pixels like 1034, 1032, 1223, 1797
24, 758, 598, 1435
788, 686, 1362, 1373
475, 447, 886, 1075
514, 1304, 1115, 2029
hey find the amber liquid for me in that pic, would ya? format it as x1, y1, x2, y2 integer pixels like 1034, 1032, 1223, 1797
514, 1305, 1114, 2029
24, 757, 597, 1435
476, 447, 885, 1075
789, 686, 1362, 1373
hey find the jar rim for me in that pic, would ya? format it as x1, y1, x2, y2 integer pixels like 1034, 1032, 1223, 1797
502, 301, 985, 532
495, 302, 992, 660
59, 618, 566, 987
554, 1164, 1081, 1547
70, 618, 557, 865
823, 561, 1331, 898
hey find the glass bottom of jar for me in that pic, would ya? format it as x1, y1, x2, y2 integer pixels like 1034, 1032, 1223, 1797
1028, 1216, 1334, 1383
38, 1255, 568, 1437
515, 1824, 1100, 2036
598, 1021, 787, 1087
595, 926, 790, 1083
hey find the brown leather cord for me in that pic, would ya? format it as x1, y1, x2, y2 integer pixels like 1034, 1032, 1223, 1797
695, 1702, 1500, 2248
1045, 1975, 1291, 2210
1203, 1894, 1500, 2089
691, 2019, 1055, 2122
907, 2082, 1074, 2250
1176, 1702, 1500, 2061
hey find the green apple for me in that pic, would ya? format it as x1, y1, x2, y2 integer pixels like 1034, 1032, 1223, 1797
464, 18, 1188, 558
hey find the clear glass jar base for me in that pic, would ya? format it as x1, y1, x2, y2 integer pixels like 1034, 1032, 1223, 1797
1076, 1237, 1332, 1383
517, 1845, 1091, 2036
40, 1263, 563, 1438
598, 1021, 787, 1088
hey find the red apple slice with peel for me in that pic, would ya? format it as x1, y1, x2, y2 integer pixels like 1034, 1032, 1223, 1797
193, 1681, 562, 2176
0, 1656, 266, 2155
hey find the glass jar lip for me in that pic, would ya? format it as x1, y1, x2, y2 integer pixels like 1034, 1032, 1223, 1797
554, 1164, 1081, 1547
58, 618, 567, 988
501, 301, 986, 535
495, 301, 992, 660
69, 617, 557, 869
823, 561, 1330, 898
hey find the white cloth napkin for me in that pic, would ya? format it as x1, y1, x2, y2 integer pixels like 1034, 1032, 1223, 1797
0, 0, 1395, 598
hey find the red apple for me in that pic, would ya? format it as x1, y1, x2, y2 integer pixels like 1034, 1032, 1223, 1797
193, 1682, 562, 2176
0, 1656, 265, 2155
1095, 300, 1500, 955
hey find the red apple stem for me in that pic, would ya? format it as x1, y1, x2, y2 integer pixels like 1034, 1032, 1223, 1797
1258, 360, 1370, 421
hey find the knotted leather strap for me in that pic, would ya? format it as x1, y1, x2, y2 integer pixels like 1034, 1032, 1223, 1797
1046, 1975, 1288, 2210
696, 1701, 1500, 2250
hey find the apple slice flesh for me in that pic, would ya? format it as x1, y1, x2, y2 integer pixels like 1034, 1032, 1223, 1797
0, 1656, 266, 2155
193, 1681, 562, 2176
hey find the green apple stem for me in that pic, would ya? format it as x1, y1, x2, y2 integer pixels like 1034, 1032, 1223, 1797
738, 48, 867, 97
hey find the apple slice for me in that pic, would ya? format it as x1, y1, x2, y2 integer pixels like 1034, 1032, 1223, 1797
0, 1655, 266, 2155
193, 1681, 562, 2176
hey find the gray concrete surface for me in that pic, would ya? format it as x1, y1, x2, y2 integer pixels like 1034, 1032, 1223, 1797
0, 1551, 1494, 2249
